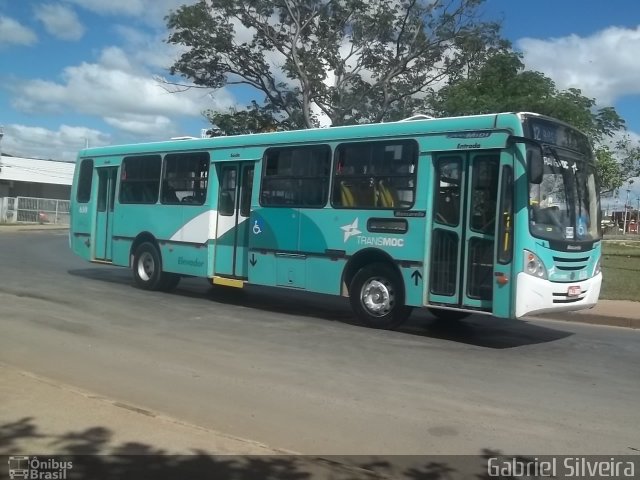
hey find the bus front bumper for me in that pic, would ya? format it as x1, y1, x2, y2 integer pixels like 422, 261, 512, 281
515, 272, 602, 318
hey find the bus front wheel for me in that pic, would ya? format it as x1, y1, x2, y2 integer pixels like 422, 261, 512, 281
349, 263, 412, 329
133, 242, 172, 291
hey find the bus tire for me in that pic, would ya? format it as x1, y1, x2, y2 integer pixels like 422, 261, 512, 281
132, 242, 165, 291
349, 262, 412, 329
428, 308, 470, 322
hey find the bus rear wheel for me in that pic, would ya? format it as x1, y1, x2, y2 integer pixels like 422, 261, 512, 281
349, 263, 412, 329
132, 242, 174, 291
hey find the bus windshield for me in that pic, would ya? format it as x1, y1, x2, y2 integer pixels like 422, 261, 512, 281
529, 149, 601, 242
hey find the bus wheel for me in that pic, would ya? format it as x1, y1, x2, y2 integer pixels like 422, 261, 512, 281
427, 308, 470, 322
133, 242, 165, 291
349, 263, 412, 329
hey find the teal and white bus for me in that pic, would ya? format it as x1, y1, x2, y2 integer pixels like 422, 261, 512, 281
69, 112, 602, 328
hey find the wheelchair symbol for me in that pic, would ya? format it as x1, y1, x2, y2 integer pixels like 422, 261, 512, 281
252, 220, 262, 235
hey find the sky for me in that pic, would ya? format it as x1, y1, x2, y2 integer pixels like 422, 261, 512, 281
0, 0, 639, 204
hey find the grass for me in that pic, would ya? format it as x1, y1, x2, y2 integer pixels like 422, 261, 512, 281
601, 240, 640, 301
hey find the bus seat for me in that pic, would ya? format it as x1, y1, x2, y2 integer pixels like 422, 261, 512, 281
340, 181, 355, 207
377, 180, 397, 208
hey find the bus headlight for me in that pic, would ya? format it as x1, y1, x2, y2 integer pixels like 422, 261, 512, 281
593, 256, 602, 276
524, 250, 547, 280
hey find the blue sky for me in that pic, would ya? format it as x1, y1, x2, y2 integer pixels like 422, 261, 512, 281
1, 0, 639, 203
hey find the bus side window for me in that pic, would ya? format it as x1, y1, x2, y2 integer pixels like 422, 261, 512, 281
76, 159, 94, 203
120, 155, 161, 204
260, 145, 330, 208
332, 140, 417, 209
162, 152, 210, 206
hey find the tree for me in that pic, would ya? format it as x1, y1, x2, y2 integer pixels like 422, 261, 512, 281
429, 51, 639, 195
596, 136, 640, 196
166, 0, 508, 132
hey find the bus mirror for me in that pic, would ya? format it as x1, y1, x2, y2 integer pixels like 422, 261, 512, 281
527, 147, 544, 184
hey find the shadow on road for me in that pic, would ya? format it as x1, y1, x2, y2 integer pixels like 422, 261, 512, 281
68, 267, 132, 287
1, 416, 540, 480
67, 267, 573, 349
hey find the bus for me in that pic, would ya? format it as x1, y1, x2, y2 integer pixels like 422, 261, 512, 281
69, 112, 602, 329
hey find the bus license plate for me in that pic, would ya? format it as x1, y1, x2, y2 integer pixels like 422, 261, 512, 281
567, 286, 581, 297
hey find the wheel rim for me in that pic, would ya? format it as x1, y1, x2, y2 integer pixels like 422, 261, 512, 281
361, 277, 394, 317
137, 251, 155, 282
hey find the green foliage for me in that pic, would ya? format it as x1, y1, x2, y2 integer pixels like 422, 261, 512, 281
430, 52, 624, 139
596, 146, 624, 196
204, 101, 284, 135
593, 135, 640, 196
166, 0, 508, 130
165, 1, 639, 192
430, 51, 639, 194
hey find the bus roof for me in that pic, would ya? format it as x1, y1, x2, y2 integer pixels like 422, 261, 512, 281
78, 111, 532, 159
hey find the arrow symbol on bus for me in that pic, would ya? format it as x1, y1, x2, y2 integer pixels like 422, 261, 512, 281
411, 270, 422, 286
250, 254, 257, 267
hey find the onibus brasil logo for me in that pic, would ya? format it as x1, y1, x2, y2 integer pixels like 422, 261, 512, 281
8, 456, 73, 479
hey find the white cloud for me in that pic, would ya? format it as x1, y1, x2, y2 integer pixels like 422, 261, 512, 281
10, 46, 236, 137
103, 113, 172, 135
517, 27, 640, 206
65, 0, 187, 25
0, 124, 110, 161
35, 3, 85, 41
65, 0, 148, 17
112, 24, 186, 71
0, 15, 37, 46
518, 26, 640, 105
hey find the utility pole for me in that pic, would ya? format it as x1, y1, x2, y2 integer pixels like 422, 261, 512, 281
0, 125, 4, 172
623, 188, 631, 235
637, 196, 640, 235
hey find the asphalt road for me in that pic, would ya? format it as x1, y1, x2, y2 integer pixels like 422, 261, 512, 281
0, 231, 639, 455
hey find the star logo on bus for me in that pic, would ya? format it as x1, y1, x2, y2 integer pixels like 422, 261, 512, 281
341, 218, 361, 242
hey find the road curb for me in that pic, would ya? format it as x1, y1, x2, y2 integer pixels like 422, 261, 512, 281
539, 312, 640, 329
0, 226, 69, 232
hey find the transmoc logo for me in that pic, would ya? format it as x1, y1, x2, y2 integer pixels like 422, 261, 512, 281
341, 218, 362, 242
357, 236, 404, 247
340, 218, 404, 248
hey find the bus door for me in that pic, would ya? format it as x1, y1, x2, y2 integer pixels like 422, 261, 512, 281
428, 152, 500, 311
94, 167, 118, 261
214, 162, 255, 278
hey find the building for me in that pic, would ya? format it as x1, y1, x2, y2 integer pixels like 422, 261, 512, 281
0, 154, 75, 199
